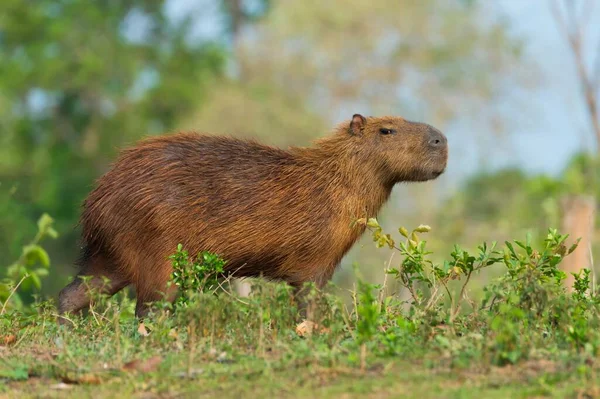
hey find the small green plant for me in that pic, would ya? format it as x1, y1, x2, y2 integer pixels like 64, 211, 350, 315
362, 219, 579, 320
482, 229, 574, 316
359, 218, 503, 319
355, 278, 380, 370
1, 213, 58, 313
572, 268, 592, 302
360, 220, 597, 366
169, 244, 227, 308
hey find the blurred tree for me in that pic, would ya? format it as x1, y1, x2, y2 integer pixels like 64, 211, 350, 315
234, 0, 525, 128
187, 0, 527, 144
550, 0, 600, 150
0, 0, 229, 294
550, 0, 600, 289
182, 0, 325, 149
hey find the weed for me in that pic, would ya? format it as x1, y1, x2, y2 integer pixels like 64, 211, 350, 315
169, 244, 227, 308
1, 213, 57, 313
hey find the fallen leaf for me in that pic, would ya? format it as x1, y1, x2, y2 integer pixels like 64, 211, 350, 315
61, 373, 101, 385
1, 335, 16, 346
77, 374, 102, 385
295, 320, 330, 337
122, 356, 162, 373
296, 320, 314, 337
137, 323, 150, 337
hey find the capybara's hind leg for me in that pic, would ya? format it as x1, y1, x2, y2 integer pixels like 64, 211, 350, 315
134, 264, 178, 319
291, 269, 335, 337
58, 253, 129, 324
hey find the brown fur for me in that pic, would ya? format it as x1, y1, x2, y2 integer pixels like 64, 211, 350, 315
58, 114, 448, 320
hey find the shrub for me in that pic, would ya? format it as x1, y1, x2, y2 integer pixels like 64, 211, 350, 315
0, 213, 57, 313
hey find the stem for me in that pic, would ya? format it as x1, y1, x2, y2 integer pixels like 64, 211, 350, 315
424, 283, 444, 312
401, 273, 419, 304
258, 307, 264, 356
0, 273, 29, 315
450, 270, 473, 322
360, 343, 367, 372
188, 321, 195, 377
114, 311, 121, 368
378, 253, 394, 313
437, 279, 454, 313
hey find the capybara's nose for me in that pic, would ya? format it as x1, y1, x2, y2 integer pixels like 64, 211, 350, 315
428, 127, 447, 149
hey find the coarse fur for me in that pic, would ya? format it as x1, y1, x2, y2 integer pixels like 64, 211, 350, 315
58, 114, 448, 320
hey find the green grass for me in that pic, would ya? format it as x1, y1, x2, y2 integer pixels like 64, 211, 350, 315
2, 320, 598, 399
1, 279, 599, 399
3, 225, 600, 398
1, 343, 598, 399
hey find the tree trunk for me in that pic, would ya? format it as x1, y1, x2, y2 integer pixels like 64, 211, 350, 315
560, 194, 596, 291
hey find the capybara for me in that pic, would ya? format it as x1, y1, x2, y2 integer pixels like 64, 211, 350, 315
57, 114, 448, 320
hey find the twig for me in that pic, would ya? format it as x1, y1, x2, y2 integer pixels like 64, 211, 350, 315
89, 303, 101, 326
435, 280, 453, 313
0, 273, 30, 315
401, 273, 420, 304
550, 0, 600, 150
188, 320, 196, 378
450, 270, 473, 322
594, 38, 600, 89
215, 278, 250, 305
52, 313, 75, 325
424, 285, 445, 313
378, 252, 394, 313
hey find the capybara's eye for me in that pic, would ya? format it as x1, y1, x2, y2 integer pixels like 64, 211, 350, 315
379, 128, 396, 135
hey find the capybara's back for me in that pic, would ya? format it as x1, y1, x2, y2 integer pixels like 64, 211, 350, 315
58, 114, 448, 320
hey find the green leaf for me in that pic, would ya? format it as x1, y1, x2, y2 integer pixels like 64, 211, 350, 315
410, 232, 419, 243
0, 365, 29, 381
22, 245, 50, 267
505, 242, 517, 258
30, 273, 41, 290
46, 227, 59, 239
568, 238, 581, 255
514, 240, 526, 250
414, 224, 431, 233
35, 268, 49, 277
37, 213, 54, 234
367, 218, 379, 228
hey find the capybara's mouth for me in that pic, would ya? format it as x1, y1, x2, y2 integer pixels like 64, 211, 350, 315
430, 165, 447, 178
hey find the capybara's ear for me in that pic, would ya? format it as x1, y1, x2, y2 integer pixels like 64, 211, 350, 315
349, 114, 366, 135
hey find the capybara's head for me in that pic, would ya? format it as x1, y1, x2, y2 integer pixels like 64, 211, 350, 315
346, 114, 448, 183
